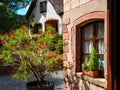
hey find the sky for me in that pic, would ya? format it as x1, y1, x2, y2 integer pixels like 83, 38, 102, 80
16, 5, 30, 15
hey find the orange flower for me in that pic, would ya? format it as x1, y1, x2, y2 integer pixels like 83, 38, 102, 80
11, 37, 16, 40
52, 54, 56, 58
1, 55, 5, 60
0, 40, 5, 45
39, 44, 45, 49
18, 29, 22, 33
56, 59, 63, 63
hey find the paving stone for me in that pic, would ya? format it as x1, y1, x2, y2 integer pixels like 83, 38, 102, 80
0, 70, 64, 90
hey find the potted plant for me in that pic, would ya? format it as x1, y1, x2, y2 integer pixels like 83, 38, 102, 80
0, 25, 64, 90
82, 48, 99, 78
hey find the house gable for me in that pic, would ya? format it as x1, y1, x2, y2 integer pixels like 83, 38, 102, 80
25, 0, 63, 18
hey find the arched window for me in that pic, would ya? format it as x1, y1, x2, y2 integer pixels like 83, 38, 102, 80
81, 20, 104, 77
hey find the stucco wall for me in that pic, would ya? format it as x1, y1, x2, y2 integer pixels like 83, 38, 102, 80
31, 0, 62, 34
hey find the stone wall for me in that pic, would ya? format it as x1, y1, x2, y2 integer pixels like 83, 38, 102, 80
63, 0, 108, 90
64, 72, 107, 90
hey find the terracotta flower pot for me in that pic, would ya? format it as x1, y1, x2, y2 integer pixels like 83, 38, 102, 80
82, 70, 98, 78
26, 81, 54, 90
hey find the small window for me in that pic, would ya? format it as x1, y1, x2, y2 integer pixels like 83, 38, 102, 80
40, 1, 47, 13
33, 23, 42, 34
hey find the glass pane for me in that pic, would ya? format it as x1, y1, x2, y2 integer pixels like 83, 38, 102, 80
97, 40, 104, 54
83, 54, 90, 62
83, 40, 93, 53
96, 22, 104, 37
84, 24, 93, 39
98, 55, 104, 71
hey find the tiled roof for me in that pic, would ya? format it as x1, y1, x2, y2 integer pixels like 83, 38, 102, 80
25, 0, 63, 18
49, 0, 63, 15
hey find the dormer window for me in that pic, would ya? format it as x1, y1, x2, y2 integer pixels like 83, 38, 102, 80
40, 1, 47, 13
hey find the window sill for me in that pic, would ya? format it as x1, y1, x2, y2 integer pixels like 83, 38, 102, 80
75, 72, 107, 89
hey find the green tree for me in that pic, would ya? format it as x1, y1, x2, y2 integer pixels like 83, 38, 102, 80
0, 0, 31, 33
88, 48, 99, 71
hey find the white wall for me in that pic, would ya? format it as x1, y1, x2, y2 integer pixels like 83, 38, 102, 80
31, 0, 62, 34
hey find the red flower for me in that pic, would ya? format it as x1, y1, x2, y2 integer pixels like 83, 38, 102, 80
21, 24, 26, 28
45, 55, 51, 60
9, 32, 13, 36
0, 40, 5, 45
45, 24, 52, 27
48, 32, 52, 35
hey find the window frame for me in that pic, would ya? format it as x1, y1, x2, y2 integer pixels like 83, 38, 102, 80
40, 1, 47, 13
80, 20, 104, 77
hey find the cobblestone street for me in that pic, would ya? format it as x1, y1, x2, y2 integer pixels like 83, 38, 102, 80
0, 70, 64, 90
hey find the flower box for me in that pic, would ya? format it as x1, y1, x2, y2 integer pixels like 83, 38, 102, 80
82, 69, 98, 78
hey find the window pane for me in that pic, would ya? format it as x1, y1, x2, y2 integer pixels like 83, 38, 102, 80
83, 40, 93, 53
96, 22, 104, 37
43, 2, 46, 11
84, 24, 93, 39
33, 24, 42, 34
98, 55, 104, 71
40, 1, 47, 13
97, 40, 104, 54
83, 54, 90, 62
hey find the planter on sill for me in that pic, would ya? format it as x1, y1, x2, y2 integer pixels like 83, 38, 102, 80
82, 69, 98, 78
26, 81, 54, 90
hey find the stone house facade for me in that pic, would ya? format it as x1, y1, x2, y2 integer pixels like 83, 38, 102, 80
63, 0, 109, 90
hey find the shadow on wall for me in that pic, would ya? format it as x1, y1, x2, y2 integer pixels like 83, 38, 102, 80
64, 71, 91, 90
64, 71, 79, 90
80, 78, 90, 90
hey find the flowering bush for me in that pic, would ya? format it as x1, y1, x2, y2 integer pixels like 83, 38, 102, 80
0, 25, 64, 85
